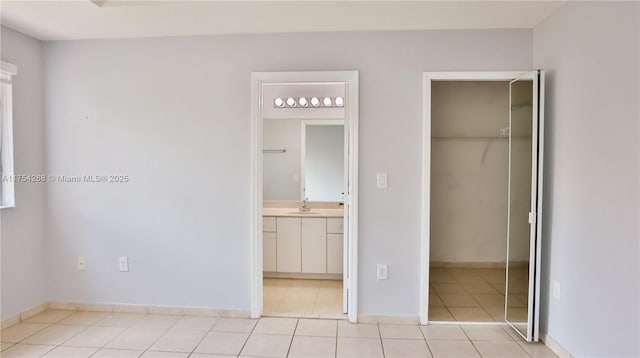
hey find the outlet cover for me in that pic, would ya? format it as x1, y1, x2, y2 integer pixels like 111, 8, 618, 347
77, 256, 85, 271
119, 257, 129, 272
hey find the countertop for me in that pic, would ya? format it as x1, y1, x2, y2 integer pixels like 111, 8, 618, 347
263, 207, 344, 218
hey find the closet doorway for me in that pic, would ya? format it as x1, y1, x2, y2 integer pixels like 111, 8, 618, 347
420, 71, 545, 342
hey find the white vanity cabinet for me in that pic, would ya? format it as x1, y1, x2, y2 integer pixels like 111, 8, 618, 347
262, 217, 277, 272
263, 215, 343, 276
326, 218, 344, 274
301, 218, 327, 273
276, 217, 302, 272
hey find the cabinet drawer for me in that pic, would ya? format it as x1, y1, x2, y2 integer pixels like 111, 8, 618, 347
263, 216, 277, 232
327, 218, 344, 234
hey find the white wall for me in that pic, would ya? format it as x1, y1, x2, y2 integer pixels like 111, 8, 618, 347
43, 29, 532, 316
0, 26, 47, 320
534, 2, 640, 356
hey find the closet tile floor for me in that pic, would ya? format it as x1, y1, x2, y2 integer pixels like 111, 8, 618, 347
429, 267, 530, 323
1, 310, 558, 357
263, 279, 344, 318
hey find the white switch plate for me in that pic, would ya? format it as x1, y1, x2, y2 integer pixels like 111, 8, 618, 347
376, 172, 388, 189
77, 256, 85, 271
377, 264, 388, 280
119, 257, 129, 272
553, 281, 561, 300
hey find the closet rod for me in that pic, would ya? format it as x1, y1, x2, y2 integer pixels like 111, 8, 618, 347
263, 149, 287, 153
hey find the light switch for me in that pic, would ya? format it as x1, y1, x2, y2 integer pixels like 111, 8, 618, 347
377, 264, 388, 280
376, 172, 388, 189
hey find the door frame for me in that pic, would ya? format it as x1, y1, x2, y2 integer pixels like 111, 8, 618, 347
250, 71, 359, 322
420, 71, 539, 326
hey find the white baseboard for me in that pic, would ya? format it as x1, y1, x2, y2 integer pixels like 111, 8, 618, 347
430, 261, 529, 269
358, 314, 419, 325
263, 272, 342, 280
540, 331, 573, 358
1, 301, 251, 329
1, 302, 48, 329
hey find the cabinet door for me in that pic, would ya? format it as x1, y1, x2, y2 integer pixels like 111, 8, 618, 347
263, 232, 277, 272
327, 217, 344, 234
263, 217, 277, 233
276, 217, 301, 272
301, 218, 327, 273
327, 233, 344, 274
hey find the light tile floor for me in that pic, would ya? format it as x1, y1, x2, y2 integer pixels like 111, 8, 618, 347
1, 310, 559, 357
263, 278, 344, 318
429, 267, 529, 323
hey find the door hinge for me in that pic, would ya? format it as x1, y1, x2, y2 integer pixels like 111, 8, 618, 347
528, 212, 537, 224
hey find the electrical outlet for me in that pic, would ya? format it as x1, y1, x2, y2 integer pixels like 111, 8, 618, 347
377, 264, 388, 280
376, 172, 388, 189
77, 256, 85, 271
119, 257, 129, 272
553, 281, 561, 300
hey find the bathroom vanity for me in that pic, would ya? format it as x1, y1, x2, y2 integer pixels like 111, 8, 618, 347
263, 208, 343, 278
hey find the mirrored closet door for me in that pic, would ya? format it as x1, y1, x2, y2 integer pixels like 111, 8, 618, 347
506, 71, 544, 341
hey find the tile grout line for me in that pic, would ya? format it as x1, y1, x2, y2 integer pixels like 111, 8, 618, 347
417, 320, 435, 358
136, 313, 179, 356
435, 267, 505, 323
459, 324, 485, 358
237, 316, 259, 356
284, 318, 299, 357
449, 268, 492, 322
334, 319, 338, 358
184, 315, 221, 358
377, 322, 386, 358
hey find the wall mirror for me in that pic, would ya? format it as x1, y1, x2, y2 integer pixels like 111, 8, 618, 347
263, 119, 345, 202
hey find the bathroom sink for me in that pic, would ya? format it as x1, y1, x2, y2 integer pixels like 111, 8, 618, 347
288, 211, 319, 215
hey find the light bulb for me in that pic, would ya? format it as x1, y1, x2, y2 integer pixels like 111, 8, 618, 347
286, 97, 296, 107
310, 97, 320, 107
298, 97, 309, 107
323, 97, 332, 107
335, 96, 344, 107
274, 98, 285, 108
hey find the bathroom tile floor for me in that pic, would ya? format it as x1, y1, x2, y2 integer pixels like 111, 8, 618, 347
263, 279, 344, 319
1, 310, 558, 357
429, 267, 530, 323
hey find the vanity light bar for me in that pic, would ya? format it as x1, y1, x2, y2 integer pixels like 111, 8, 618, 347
274, 96, 344, 108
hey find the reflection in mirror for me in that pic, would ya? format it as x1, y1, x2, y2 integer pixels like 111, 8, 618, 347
263, 119, 302, 201
506, 79, 534, 336
303, 123, 344, 202
262, 119, 345, 203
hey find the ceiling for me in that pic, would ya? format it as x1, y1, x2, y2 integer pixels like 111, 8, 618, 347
0, 1, 566, 41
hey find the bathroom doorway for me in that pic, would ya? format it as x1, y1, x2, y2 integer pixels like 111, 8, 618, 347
420, 71, 545, 342
250, 71, 359, 322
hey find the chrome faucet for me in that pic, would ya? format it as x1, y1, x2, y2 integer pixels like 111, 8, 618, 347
300, 198, 311, 212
